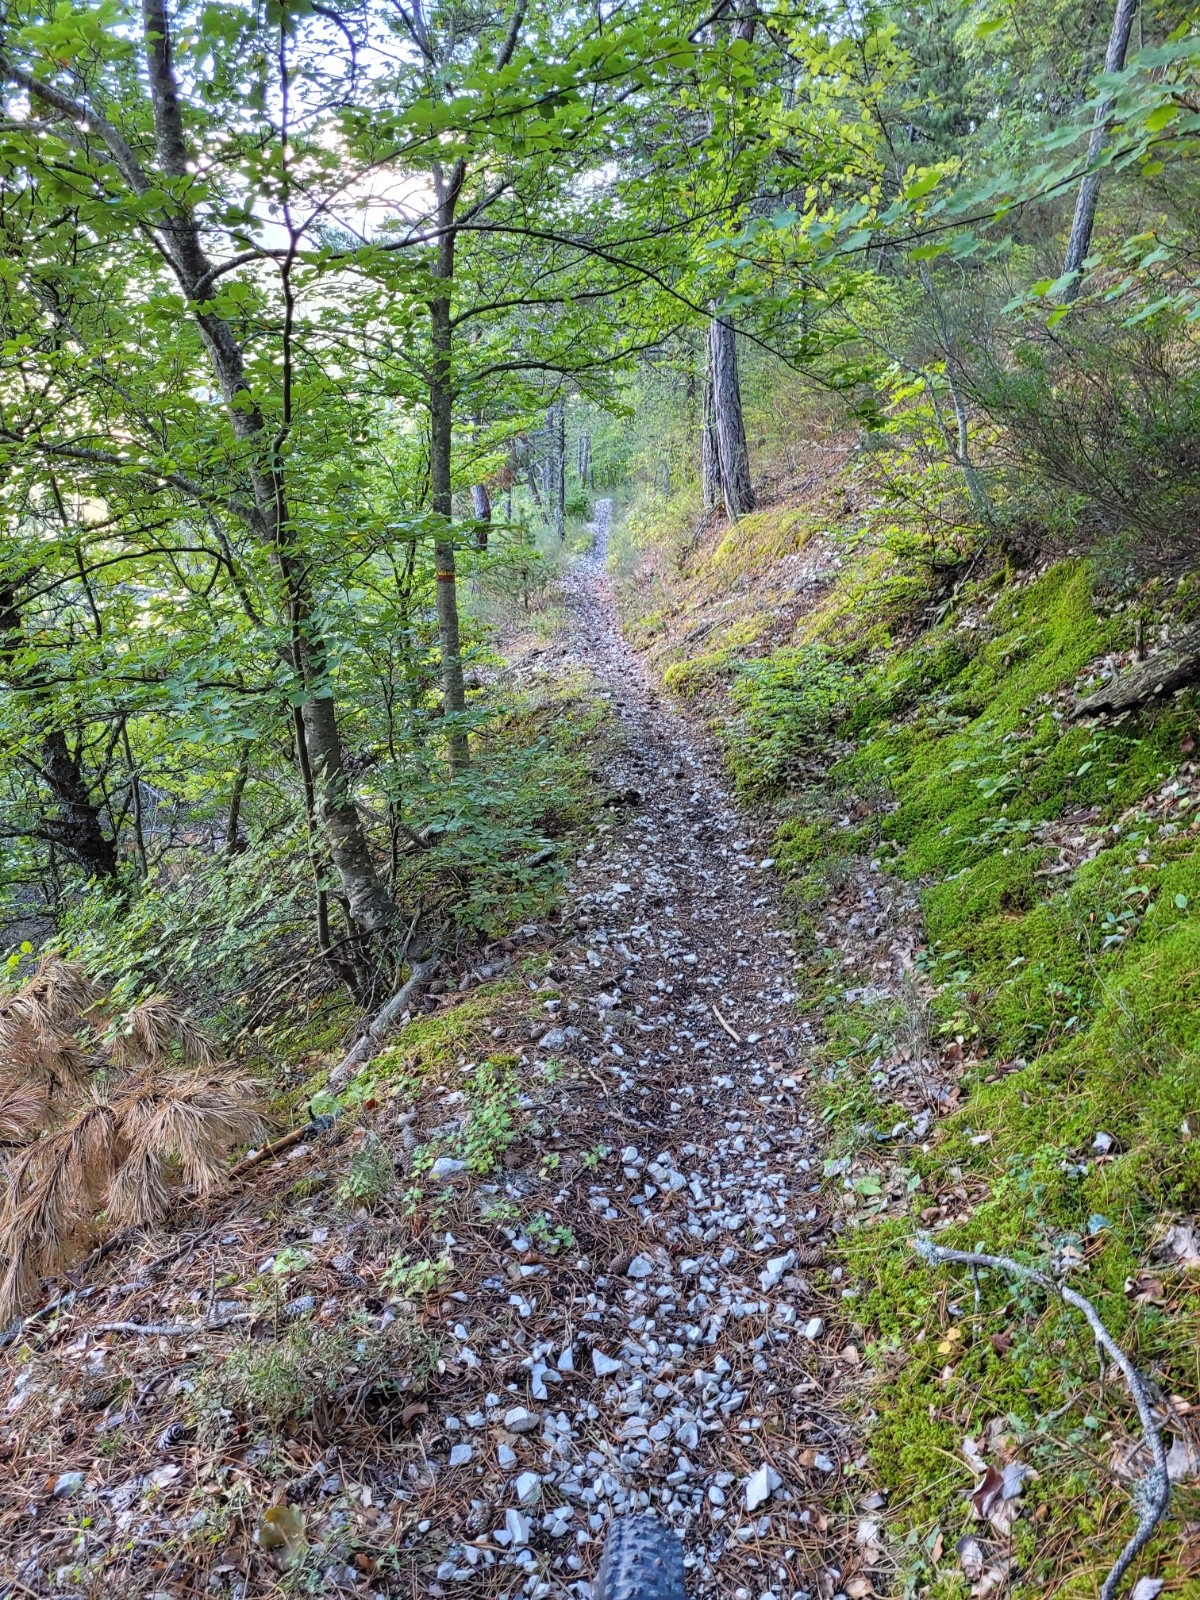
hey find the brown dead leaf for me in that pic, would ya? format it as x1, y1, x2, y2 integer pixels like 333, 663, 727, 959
844, 1578, 874, 1598
1160, 1220, 1200, 1268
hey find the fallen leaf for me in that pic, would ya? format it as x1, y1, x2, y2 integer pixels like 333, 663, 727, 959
1159, 1220, 1200, 1268
844, 1578, 874, 1598
971, 1465, 1004, 1520
957, 1535, 987, 1581
1130, 1580, 1164, 1600
962, 1435, 988, 1475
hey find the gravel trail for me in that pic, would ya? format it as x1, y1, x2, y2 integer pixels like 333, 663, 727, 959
460, 500, 852, 1599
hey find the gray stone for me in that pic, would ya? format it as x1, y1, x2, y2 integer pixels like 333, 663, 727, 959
503, 1406, 540, 1434
745, 1464, 782, 1511
430, 1156, 467, 1180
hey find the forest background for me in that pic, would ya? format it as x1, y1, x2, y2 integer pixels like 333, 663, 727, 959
2, 0, 1200, 1595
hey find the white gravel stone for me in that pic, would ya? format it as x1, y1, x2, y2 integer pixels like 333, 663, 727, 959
592, 1349, 622, 1376
745, 1464, 782, 1511
503, 1406, 540, 1434
448, 1444, 473, 1467
430, 1156, 466, 1180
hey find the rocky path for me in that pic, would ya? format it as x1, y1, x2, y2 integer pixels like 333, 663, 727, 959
445, 501, 858, 1599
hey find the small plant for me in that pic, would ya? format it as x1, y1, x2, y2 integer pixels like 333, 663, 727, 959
461, 1056, 521, 1173
337, 1131, 395, 1209
381, 1252, 452, 1299
480, 1198, 521, 1226
526, 1212, 574, 1253
194, 1314, 439, 1441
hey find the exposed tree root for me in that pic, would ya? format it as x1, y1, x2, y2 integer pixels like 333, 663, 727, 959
914, 1238, 1171, 1600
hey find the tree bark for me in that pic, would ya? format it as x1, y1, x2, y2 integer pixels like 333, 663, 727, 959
470, 410, 491, 550
0, 580, 118, 881
429, 161, 470, 777
553, 400, 567, 541
707, 316, 754, 519
1062, 0, 1140, 299
701, 367, 722, 511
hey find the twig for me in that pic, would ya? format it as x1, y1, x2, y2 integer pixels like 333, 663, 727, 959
0, 1228, 140, 1349
226, 1113, 336, 1179
328, 957, 441, 1088
914, 1237, 1170, 1600
712, 1004, 742, 1045
93, 1312, 254, 1337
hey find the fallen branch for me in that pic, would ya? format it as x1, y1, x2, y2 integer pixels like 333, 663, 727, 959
914, 1238, 1170, 1600
1073, 624, 1200, 717
0, 1228, 140, 1350
712, 1004, 742, 1045
94, 1311, 254, 1337
328, 957, 441, 1089
226, 1112, 336, 1179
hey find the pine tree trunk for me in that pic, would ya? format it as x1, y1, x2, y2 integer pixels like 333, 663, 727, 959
1062, 0, 1140, 298
707, 316, 754, 519
428, 161, 470, 777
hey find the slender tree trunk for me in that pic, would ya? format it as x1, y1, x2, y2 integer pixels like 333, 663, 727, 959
701, 369, 722, 511
553, 400, 566, 541
429, 160, 470, 776
225, 745, 250, 857
137, 0, 395, 933
707, 316, 754, 519
1062, 0, 1140, 298
471, 483, 492, 549
470, 410, 491, 550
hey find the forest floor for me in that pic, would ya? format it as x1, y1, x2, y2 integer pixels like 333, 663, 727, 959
0, 504, 882, 1600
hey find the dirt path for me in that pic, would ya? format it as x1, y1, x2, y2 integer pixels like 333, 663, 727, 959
449, 501, 856, 1598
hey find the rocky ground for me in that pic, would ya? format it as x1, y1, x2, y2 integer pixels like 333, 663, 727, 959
0, 505, 883, 1600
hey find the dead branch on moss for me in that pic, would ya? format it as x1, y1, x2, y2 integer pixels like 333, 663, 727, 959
226, 1113, 336, 1179
914, 1237, 1170, 1600
328, 957, 441, 1089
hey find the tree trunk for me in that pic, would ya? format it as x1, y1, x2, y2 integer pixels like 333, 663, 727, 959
556, 402, 567, 540
470, 407, 491, 550
701, 365, 722, 511
471, 482, 491, 549
138, 0, 395, 933
1062, 0, 1140, 299
39, 726, 119, 880
429, 160, 470, 777
707, 316, 754, 519
224, 745, 250, 856
0, 578, 119, 881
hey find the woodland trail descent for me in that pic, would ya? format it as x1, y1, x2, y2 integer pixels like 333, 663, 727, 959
454, 501, 860, 1596
0, 505, 862, 1600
